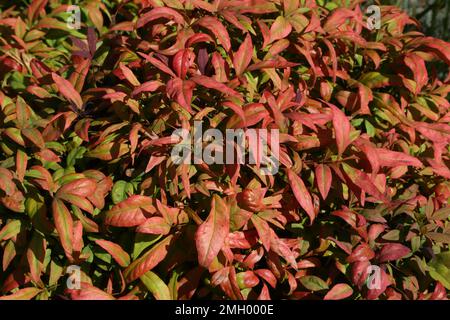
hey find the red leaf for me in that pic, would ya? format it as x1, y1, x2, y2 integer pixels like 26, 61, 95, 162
22, 128, 45, 149
404, 53, 428, 93
180, 163, 191, 199
247, 56, 298, 71
414, 37, 450, 66
51, 73, 83, 109
378, 243, 411, 263
236, 271, 260, 288
341, 163, 388, 202
166, 78, 195, 113
132, 80, 163, 97
332, 207, 358, 229
269, 16, 292, 43
227, 103, 268, 128
136, 217, 171, 235
70, 283, 115, 300
197, 17, 231, 51
139, 52, 176, 78
431, 282, 447, 300
258, 283, 271, 300
357, 83, 373, 115
57, 178, 97, 198
286, 169, 316, 223
95, 240, 130, 267
191, 75, 242, 100
118, 62, 140, 87
254, 269, 277, 288
137, 7, 185, 28
15, 149, 27, 182
269, 229, 297, 269
347, 243, 375, 263
323, 8, 355, 32
211, 52, 229, 82
195, 195, 230, 268
415, 122, 450, 144
233, 34, 253, 76
124, 235, 174, 282
330, 104, 351, 156
324, 283, 353, 300
222, 101, 246, 124
105, 195, 156, 227
315, 164, 332, 200
250, 215, 271, 251
322, 38, 337, 83
375, 148, 423, 168
52, 199, 73, 260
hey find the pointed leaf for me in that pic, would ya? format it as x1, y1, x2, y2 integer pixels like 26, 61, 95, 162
324, 283, 353, 300
378, 243, 411, 263
197, 17, 231, 51
52, 199, 73, 259
315, 164, 332, 200
0, 287, 42, 300
51, 73, 83, 109
95, 239, 130, 267
233, 34, 253, 76
124, 235, 174, 282
140, 271, 171, 300
195, 194, 230, 268
287, 169, 315, 223
105, 195, 156, 227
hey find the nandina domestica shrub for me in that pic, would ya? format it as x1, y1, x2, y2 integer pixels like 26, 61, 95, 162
0, 0, 449, 300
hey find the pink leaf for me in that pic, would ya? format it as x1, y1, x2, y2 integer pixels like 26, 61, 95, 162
375, 148, 423, 168
378, 243, 411, 263
324, 283, 353, 300
197, 17, 231, 51
70, 283, 115, 300
118, 62, 140, 87
233, 34, 253, 76
269, 16, 292, 43
315, 164, 332, 200
191, 75, 242, 100
137, 7, 185, 28
139, 52, 176, 78
95, 239, 130, 267
287, 169, 316, 223
105, 195, 156, 227
124, 235, 174, 282
195, 195, 230, 268
51, 73, 83, 109
330, 104, 351, 156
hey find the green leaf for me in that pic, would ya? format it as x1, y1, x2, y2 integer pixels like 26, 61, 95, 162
124, 235, 174, 282
140, 271, 171, 300
299, 275, 329, 291
133, 234, 162, 259
428, 251, 450, 289
0, 220, 22, 241
51, 199, 73, 259
0, 287, 42, 300
95, 239, 130, 267
111, 180, 134, 204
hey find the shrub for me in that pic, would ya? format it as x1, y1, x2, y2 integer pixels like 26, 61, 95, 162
0, 0, 449, 300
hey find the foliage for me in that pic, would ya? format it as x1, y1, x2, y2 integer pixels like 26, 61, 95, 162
0, 0, 449, 300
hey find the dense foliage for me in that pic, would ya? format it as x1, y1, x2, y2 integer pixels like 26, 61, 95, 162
0, 0, 449, 300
